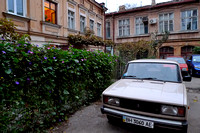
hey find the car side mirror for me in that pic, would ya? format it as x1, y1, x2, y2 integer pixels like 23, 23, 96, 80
187, 60, 191, 62
183, 75, 192, 82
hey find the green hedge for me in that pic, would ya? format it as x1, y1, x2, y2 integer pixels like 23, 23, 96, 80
0, 41, 117, 132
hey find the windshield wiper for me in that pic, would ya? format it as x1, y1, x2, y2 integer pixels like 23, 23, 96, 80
123, 75, 137, 78
140, 77, 157, 80
139, 77, 165, 82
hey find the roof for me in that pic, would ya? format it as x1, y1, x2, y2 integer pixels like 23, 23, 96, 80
90, 0, 108, 11
106, 0, 197, 17
129, 59, 179, 65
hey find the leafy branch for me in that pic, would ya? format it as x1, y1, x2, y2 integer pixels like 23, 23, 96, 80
150, 31, 169, 56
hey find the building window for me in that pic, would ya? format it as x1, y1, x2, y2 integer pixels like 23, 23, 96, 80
80, 16, 85, 32
106, 21, 111, 38
97, 23, 101, 36
181, 9, 198, 31
159, 13, 174, 32
68, 10, 75, 29
119, 19, 130, 36
90, 4, 93, 11
90, 20, 94, 31
135, 17, 148, 35
106, 46, 114, 56
44, 0, 57, 24
80, 0, 84, 4
7, 0, 26, 16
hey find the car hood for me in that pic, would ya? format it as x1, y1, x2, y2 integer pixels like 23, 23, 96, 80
103, 79, 185, 106
193, 62, 200, 66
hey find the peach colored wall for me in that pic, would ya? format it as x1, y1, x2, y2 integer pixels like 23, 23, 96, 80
0, 0, 6, 18
106, 1, 200, 56
0, 0, 105, 48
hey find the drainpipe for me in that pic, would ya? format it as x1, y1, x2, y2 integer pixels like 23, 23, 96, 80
27, 0, 30, 38
104, 11, 106, 52
112, 13, 115, 42
112, 13, 115, 54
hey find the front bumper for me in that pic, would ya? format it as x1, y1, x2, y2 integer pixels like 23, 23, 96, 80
194, 68, 200, 76
101, 106, 188, 132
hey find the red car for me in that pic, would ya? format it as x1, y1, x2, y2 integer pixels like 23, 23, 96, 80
166, 56, 188, 76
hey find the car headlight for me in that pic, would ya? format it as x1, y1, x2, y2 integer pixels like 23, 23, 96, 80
194, 66, 200, 69
103, 96, 120, 106
182, 68, 188, 71
161, 105, 185, 116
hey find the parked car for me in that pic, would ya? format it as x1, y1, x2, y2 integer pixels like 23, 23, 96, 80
101, 59, 191, 133
186, 55, 200, 76
166, 56, 189, 76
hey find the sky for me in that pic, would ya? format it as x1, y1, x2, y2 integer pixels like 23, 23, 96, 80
95, 0, 172, 13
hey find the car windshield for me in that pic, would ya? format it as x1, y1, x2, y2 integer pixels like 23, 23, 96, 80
193, 56, 200, 62
167, 57, 186, 64
123, 62, 181, 82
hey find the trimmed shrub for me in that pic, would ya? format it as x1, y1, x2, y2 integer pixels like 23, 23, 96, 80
0, 41, 117, 132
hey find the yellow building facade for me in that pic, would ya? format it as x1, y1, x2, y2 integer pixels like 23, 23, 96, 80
106, 0, 200, 59
0, 0, 106, 50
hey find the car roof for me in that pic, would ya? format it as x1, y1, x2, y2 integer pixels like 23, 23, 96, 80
128, 59, 179, 65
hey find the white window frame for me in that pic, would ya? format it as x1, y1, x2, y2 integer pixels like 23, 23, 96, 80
90, 19, 94, 31
135, 17, 148, 35
68, 10, 75, 29
97, 22, 102, 37
7, 0, 27, 17
181, 9, 198, 31
67, 2, 76, 30
80, 15, 86, 32
118, 19, 130, 37
106, 21, 111, 38
159, 13, 174, 33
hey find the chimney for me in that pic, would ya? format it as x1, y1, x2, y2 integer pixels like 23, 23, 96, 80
152, 0, 156, 6
119, 5, 126, 12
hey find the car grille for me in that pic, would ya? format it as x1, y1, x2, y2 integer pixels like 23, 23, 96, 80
120, 98, 161, 114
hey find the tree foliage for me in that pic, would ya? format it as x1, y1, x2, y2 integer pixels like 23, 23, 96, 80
67, 29, 115, 48
193, 46, 200, 54
150, 31, 169, 56
0, 18, 30, 43
117, 40, 153, 63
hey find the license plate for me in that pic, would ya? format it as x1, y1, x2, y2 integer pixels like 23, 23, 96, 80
123, 116, 154, 128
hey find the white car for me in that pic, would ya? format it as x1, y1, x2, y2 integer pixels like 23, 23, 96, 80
101, 59, 191, 133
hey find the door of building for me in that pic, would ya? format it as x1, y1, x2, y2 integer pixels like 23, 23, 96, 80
181, 46, 194, 60
159, 46, 174, 59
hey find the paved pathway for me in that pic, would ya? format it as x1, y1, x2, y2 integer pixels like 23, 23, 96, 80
49, 77, 200, 133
